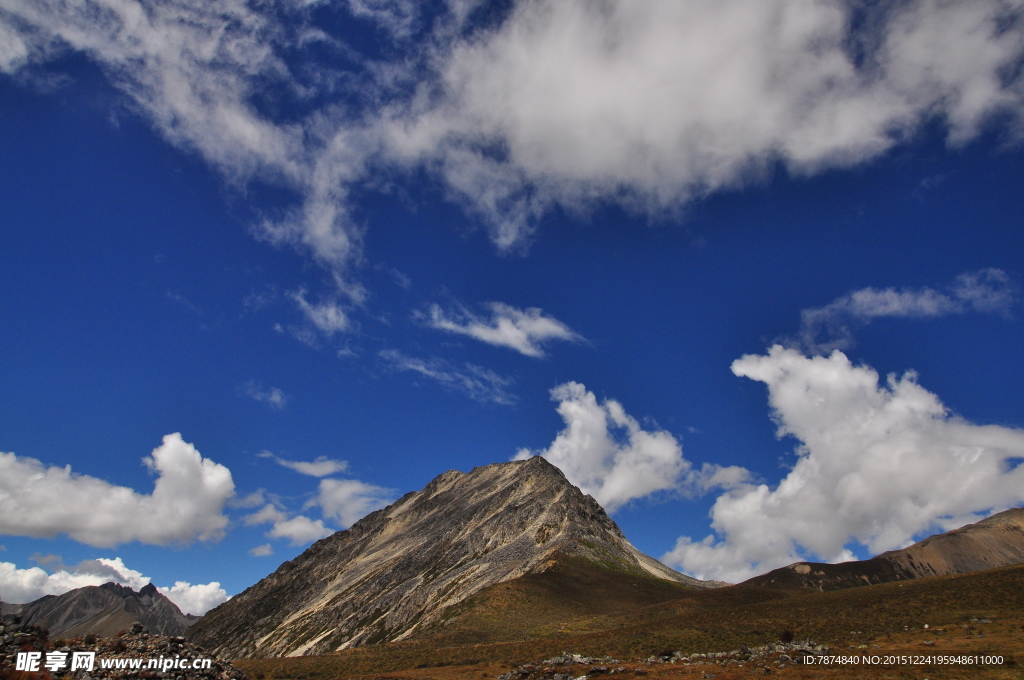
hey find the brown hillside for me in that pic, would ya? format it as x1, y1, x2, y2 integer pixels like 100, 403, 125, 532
743, 506, 1024, 593
238, 562, 1024, 680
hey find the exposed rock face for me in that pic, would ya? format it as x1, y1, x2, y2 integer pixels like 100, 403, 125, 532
744, 507, 1024, 591
188, 456, 719, 658
0, 582, 197, 638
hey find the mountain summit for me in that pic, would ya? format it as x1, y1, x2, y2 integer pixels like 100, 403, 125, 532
0, 582, 196, 638
189, 456, 719, 658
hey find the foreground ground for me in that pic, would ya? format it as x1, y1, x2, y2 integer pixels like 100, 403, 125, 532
236, 563, 1024, 680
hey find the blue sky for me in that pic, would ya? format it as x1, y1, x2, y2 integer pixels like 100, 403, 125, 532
2, 1, 1024, 614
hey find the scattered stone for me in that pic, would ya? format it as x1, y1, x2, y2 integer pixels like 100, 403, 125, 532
0, 619, 247, 680
496, 640, 832, 680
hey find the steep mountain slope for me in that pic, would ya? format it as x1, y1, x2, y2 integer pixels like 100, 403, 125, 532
0, 582, 197, 637
744, 507, 1024, 592
188, 456, 720, 658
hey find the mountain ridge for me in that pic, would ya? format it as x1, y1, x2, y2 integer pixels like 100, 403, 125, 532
0, 581, 197, 638
743, 506, 1024, 591
188, 456, 722, 658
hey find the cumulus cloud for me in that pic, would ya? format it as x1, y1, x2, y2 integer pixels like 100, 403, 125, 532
516, 382, 704, 512
248, 543, 274, 557
0, 434, 234, 547
798, 268, 1018, 352
662, 346, 1024, 583
0, 557, 145, 604
425, 302, 581, 357
2, 1, 1023, 283
0, 556, 226, 614
243, 503, 332, 545
157, 580, 229, 616
258, 451, 348, 477
307, 478, 395, 528
379, 349, 516, 404
240, 381, 289, 409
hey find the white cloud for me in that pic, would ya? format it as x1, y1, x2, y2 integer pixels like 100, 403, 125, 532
292, 288, 351, 336
157, 580, 229, 616
228, 489, 268, 509
397, 0, 1024, 247
0, 434, 234, 547
425, 302, 581, 357
2, 1, 1023, 284
375, 263, 412, 289
798, 268, 1018, 352
245, 464, 393, 537
307, 478, 395, 528
517, 382, 693, 512
258, 451, 349, 477
662, 346, 1024, 583
248, 543, 274, 557
241, 380, 289, 409
379, 349, 516, 404
0, 557, 147, 604
243, 503, 332, 545
266, 515, 333, 544
0, 556, 226, 614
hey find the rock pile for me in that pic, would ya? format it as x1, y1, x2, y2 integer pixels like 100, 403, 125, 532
1, 618, 247, 680
643, 640, 831, 669
498, 654, 632, 680
2, 617, 50, 680
497, 641, 831, 680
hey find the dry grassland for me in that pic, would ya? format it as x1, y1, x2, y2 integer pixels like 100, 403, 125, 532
237, 562, 1024, 680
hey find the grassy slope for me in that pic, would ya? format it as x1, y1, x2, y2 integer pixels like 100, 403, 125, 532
237, 561, 1024, 680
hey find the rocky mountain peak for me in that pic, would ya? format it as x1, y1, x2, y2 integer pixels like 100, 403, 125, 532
188, 457, 719, 658
138, 583, 159, 597
3, 581, 195, 639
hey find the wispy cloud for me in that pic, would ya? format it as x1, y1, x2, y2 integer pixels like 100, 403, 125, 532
240, 380, 289, 409
374, 263, 412, 289
797, 269, 1018, 353
243, 504, 332, 546
292, 288, 351, 336
166, 291, 203, 316
379, 349, 516, 404
248, 543, 273, 557
258, 451, 348, 477
424, 302, 582, 357
227, 489, 268, 509
3, 1, 1023, 292
306, 478, 395, 529
0, 434, 234, 547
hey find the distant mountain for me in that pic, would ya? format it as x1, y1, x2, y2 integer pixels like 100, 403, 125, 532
0, 582, 198, 638
188, 456, 723, 658
744, 507, 1024, 592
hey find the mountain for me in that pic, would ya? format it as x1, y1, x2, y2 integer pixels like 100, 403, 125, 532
0, 582, 198, 638
188, 456, 722, 658
743, 506, 1024, 592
